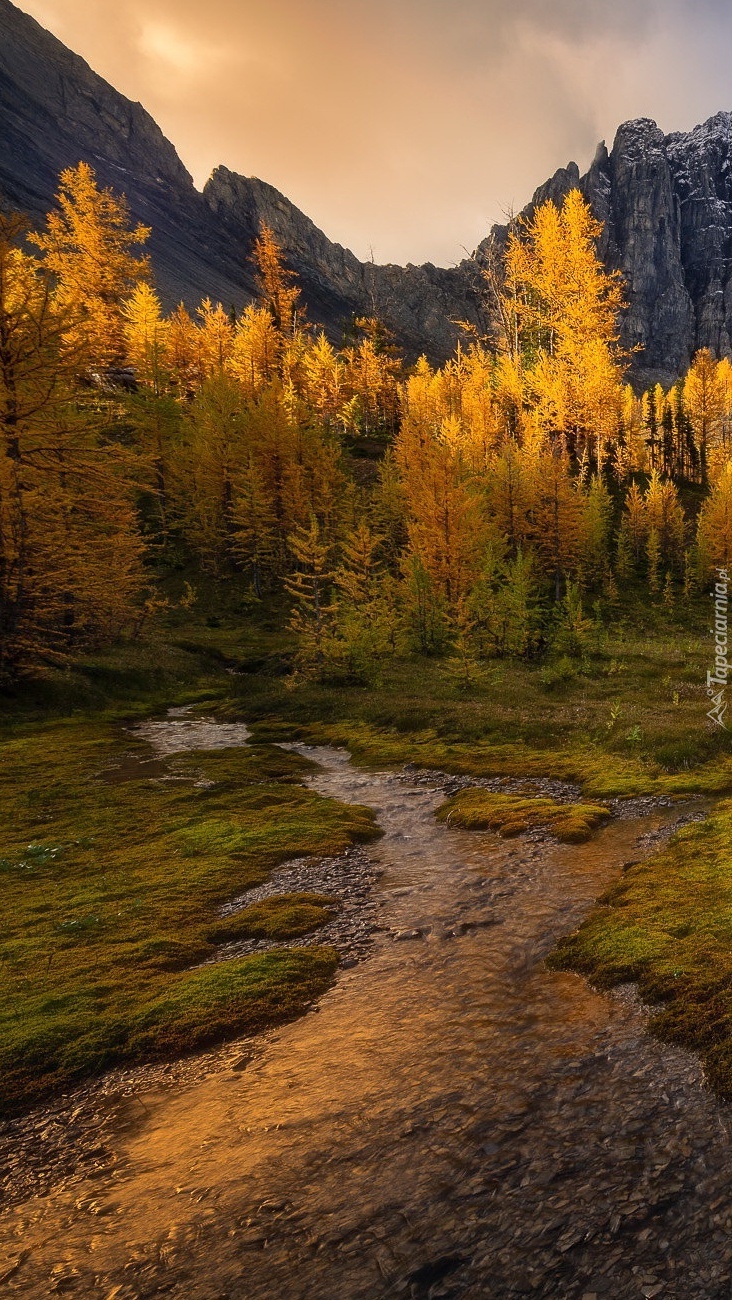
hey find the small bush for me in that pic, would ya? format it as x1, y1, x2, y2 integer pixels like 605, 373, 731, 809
538, 656, 577, 691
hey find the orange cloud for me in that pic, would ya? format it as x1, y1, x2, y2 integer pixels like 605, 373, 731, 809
14, 0, 732, 266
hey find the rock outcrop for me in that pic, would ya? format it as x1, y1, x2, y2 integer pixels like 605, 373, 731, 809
489, 114, 732, 385
6, 0, 732, 380
202, 167, 482, 360
0, 0, 255, 310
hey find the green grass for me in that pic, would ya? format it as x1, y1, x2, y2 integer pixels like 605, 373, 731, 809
247, 716, 732, 800
110, 948, 338, 1059
208, 893, 338, 943
3, 581, 732, 1108
197, 589, 732, 799
0, 720, 377, 1113
548, 804, 732, 1098
7, 579, 730, 797
436, 790, 611, 842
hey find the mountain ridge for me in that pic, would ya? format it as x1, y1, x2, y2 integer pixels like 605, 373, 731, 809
0, 0, 482, 360
5, 0, 732, 381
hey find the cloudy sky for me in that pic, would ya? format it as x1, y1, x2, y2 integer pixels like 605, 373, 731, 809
15, 0, 732, 266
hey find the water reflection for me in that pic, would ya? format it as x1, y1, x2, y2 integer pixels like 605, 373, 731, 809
1, 726, 727, 1300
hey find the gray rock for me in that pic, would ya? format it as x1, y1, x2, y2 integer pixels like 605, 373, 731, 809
0, 0, 481, 362
487, 112, 732, 387
7, 0, 732, 379
0, 0, 251, 313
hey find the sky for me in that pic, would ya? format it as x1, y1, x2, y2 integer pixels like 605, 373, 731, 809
15, 0, 732, 267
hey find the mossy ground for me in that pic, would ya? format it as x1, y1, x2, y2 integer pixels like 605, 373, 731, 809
548, 804, 732, 1100
0, 716, 377, 1113
208, 893, 339, 943
8, 577, 732, 797
192, 587, 732, 800
436, 790, 611, 842
3, 578, 732, 1107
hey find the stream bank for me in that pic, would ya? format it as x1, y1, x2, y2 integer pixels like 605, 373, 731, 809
0, 718, 729, 1299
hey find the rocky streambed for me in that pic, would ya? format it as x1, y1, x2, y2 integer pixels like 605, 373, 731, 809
0, 717, 730, 1299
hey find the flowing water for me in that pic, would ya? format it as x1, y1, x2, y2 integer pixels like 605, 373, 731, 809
2, 722, 732, 1299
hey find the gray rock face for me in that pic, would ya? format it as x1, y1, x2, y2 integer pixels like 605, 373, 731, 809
198, 168, 482, 359
0, 0, 255, 312
490, 114, 732, 385
0, 0, 481, 360
5, 0, 732, 379
597, 119, 695, 377
203, 167, 477, 356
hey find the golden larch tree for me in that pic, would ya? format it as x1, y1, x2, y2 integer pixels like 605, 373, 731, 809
697, 462, 732, 575
0, 213, 145, 675
30, 162, 150, 368
684, 348, 726, 484
502, 190, 626, 464
253, 223, 301, 340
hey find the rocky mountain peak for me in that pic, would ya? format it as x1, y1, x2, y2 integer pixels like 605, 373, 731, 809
613, 117, 665, 149
7, 0, 732, 381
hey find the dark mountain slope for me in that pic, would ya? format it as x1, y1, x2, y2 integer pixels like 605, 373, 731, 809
0, 0, 255, 309
0, 0, 481, 358
6, 0, 732, 380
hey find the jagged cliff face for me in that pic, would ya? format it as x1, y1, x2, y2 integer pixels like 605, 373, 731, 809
4, 0, 732, 380
491, 113, 732, 386
0, 0, 255, 311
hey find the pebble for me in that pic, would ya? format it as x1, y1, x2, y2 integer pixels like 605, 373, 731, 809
214, 846, 382, 968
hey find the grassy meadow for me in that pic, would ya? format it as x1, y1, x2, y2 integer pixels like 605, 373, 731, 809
0, 673, 378, 1112
3, 574, 732, 1108
548, 806, 732, 1099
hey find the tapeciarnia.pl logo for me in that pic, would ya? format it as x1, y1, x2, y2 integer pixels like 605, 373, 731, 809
707, 567, 729, 729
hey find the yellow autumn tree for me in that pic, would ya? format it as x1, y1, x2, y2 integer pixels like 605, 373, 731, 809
502, 189, 626, 464
197, 299, 235, 377
176, 374, 248, 574
229, 386, 348, 584
228, 304, 281, 400
339, 317, 402, 438
396, 373, 487, 610
284, 517, 335, 680
30, 161, 150, 368
300, 332, 346, 431
253, 223, 301, 341
0, 213, 145, 675
684, 348, 726, 484
167, 303, 205, 395
484, 445, 537, 554
530, 449, 585, 599
697, 461, 732, 575
643, 470, 687, 571
123, 283, 170, 391
329, 521, 400, 676
641, 383, 666, 472
718, 358, 732, 454
122, 284, 180, 538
